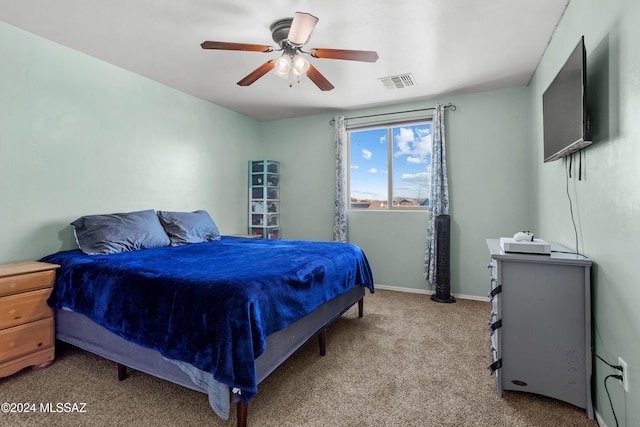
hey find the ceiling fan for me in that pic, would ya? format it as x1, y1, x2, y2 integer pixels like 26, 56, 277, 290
201, 12, 379, 91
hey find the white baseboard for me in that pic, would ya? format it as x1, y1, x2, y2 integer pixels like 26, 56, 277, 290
373, 284, 489, 302
374, 284, 432, 294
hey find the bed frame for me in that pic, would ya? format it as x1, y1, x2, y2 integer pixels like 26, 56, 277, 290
55, 285, 365, 427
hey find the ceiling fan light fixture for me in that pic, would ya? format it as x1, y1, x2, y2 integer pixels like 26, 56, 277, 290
286, 12, 319, 47
292, 54, 310, 77
274, 55, 292, 79
291, 68, 305, 80
273, 53, 310, 83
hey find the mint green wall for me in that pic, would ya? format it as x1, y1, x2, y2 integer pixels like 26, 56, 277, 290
0, 22, 260, 263
262, 87, 532, 297
530, 1, 639, 425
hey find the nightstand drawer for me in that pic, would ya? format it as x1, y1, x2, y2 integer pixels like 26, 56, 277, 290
0, 317, 54, 362
0, 270, 55, 297
0, 288, 53, 330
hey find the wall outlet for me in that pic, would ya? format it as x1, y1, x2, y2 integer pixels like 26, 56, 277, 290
619, 357, 629, 393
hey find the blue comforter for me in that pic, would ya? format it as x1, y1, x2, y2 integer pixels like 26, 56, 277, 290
41, 237, 374, 401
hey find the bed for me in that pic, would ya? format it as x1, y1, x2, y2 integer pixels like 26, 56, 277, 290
40, 210, 374, 427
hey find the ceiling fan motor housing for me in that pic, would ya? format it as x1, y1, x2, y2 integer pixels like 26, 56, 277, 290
270, 18, 293, 47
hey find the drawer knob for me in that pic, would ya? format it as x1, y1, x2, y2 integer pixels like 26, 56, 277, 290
9, 341, 15, 347
10, 283, 16, 288
9, 309, 16, 314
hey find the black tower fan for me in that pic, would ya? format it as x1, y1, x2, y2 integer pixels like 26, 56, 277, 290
430, 214, 456, 303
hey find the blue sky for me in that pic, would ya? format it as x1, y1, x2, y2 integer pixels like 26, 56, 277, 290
349, 122, 432, 202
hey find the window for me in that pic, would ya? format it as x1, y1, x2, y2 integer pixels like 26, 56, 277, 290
348, 120, 432, 209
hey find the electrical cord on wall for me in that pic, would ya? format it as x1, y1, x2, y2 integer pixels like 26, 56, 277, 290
604, 374, 622, 427
594, 353, 624, 427
565, 155, 580, 255
579, 150, 584, 180
594, 353, 623, 370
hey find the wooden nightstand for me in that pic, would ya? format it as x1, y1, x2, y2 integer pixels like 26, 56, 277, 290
230, 234, 263, 239
0, 261, 59, 377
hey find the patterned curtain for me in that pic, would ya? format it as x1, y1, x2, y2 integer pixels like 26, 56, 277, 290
424, 104, 449, 282
333, 116, 348, 242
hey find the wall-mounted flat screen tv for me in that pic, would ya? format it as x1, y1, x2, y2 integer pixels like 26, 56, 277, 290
542, 36, 592, 162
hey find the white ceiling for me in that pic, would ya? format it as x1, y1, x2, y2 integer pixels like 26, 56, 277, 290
0, 0, 568, 122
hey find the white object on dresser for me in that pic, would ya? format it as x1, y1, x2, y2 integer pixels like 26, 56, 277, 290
499, 237, 551, 255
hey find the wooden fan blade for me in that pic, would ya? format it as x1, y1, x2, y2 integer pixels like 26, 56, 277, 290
201, 41, 273, 53
287, 12, 319, 47
306, 65, 334, 91
309, 48, 379, 63
237, 60, 276, 86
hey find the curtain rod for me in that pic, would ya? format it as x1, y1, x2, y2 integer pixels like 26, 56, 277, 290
329, 103, 456, 125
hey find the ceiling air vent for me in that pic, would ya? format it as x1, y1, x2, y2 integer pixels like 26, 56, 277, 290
379, 73, 416, 89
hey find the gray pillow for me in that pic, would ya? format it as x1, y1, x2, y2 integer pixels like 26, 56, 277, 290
157, 210, 221, 246
71, 209, 171, 255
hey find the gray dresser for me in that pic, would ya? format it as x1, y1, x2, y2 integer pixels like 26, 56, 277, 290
486, 239, 593, 419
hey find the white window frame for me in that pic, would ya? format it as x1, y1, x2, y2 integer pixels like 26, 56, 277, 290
347, 117, 433, 211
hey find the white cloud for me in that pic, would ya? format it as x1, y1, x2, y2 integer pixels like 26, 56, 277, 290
395, 127, 415, 155
394, 126, 432, 163
368, 168, 378, 173
413, 133, 431, 156
401, 171, 430, 185
416, 127, 431, 139
380, 135, 387, 144
351, 164, 360, 169
362, 149, 372, 160
352, 189, 386, 200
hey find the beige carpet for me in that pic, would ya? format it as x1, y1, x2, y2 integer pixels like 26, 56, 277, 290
2, 289, 598, 426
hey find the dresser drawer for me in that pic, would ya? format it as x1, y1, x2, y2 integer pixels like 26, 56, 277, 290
0, 317, 54, 363
0, 270, 55, 297
0, 288, 53, 330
